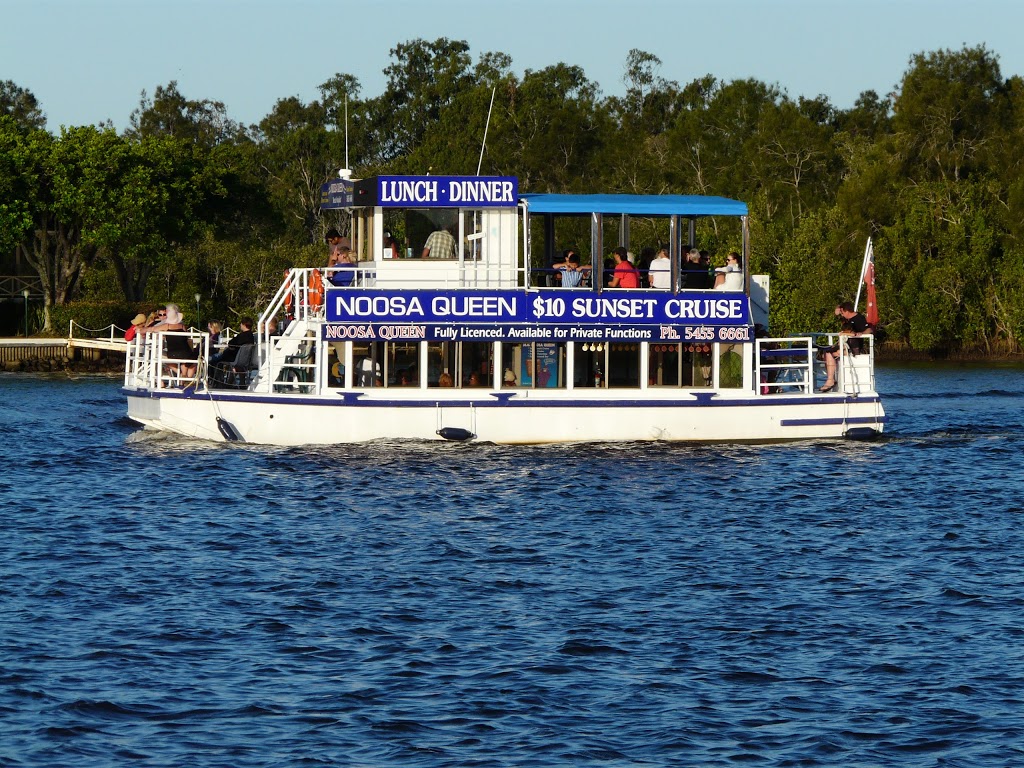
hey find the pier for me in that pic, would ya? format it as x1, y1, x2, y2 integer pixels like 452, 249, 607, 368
1, 328, 127, 372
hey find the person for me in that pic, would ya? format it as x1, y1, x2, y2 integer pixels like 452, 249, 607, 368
124, 313, 146, 342
383, 230, 401, 259
356, 354, 382, 387
207, 321, 222, 347
637, 247, 657, 287
325, 228, 350, 267
421, 224, 457, 259
681, 248, 710, 289
438, 371, 453, 387
467, 371, 483, 387
714, 252, 744, 290
144, 307, 166, 328
261, 317, 282, 337
820, 301, 870, 392
608, 246, 639, 288
603, 257, 616, 288
553, 250, 590, 288
648, 247, 671, 289
211, 318, 255, 365
328, 246, 356, 286
139, 304, 198, 380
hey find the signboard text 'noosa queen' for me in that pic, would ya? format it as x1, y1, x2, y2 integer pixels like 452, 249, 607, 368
375, 176, 518, 208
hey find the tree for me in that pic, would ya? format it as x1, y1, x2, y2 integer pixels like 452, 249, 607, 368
366, 38, 474, 164
127, 81, 244, 147
0, 80, 46, 131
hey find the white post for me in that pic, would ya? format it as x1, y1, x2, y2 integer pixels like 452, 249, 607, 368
854, 238, 873, 312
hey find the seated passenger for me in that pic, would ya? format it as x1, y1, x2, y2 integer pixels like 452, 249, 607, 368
328, 247, 356, 286
383, 230, 401, 259
820, 301, 869, 392
325, 228, 350, 268
554, 251, 590, 288
124, 313, 147, 342
713, 252, 744, 290
683, 248, 712, 289
648, 248, 671, 289
211, 318, 255, 365
608, 247, 639, 288
139, 304, 198, 380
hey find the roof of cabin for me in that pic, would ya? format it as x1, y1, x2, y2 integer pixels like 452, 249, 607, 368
521, 193, 748, 217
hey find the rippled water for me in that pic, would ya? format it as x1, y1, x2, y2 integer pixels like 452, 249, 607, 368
2, 364, 1024, 766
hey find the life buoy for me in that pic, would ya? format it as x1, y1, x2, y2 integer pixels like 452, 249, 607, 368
283, 269, 294, 314
308, 269, 324, 311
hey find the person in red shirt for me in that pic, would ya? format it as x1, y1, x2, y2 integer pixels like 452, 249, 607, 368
608, 247, 639, 288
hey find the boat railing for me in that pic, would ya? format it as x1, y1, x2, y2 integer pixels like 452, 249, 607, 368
755, 337, 815, 395
125, 331, 208, 390
810, 332, 876, 394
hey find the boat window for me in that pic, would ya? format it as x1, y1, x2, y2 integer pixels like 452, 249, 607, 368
426, 341, 493, 387
718, 343, 744, 388
352, 341, 384, 387
502, 342, 566, 389
461, 342, 493, 387
572, 342, 640, 388
463, 210, 483, 262
427, 341, 457, 387
647, 343, 714, 388
382, 209, 409, 259
409, 209, 459, 260
327, 342, 346, 388
387, 341, 419, 386
573, 343, 602, 388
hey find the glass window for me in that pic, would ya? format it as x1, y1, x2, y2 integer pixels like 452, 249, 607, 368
607, 343, 641, 388
574, 342, 604, 388
648, 343, 712, 388
427, 341, 457, 388
719, 343, 744, 388
408, 209, 459, 260
387, 341, 419, 387
352, 341, 383, 387
461, 342, 493, 388
503, 342, 566, 389
327, 342, 346, 388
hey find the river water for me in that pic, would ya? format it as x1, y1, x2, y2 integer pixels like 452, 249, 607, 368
2, 364, 1023, 767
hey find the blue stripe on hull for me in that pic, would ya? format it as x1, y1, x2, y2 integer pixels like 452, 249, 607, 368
124, 387, 883, 413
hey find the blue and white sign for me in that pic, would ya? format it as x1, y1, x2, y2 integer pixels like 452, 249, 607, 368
320, 179, 353, 210
376, 176, 518, 208
321, 323, 751, 344
323, 289, 753, 342
327, 289, 750, 326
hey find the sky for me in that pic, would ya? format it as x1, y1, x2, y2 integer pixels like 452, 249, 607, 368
3, 0, 1024, 133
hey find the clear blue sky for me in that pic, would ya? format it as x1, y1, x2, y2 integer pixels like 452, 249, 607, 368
3, 0, 1022, 132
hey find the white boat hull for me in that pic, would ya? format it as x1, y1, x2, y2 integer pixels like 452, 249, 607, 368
125, 388, 885, 445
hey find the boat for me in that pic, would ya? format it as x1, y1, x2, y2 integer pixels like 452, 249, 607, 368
123, 174, 886, 445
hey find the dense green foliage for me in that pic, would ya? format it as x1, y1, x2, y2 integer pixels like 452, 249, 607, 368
3, 42, 1024, 353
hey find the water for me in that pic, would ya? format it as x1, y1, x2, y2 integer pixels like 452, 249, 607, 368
2, 364, 1023, 767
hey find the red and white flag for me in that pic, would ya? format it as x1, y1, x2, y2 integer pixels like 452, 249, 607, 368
856, 239, 879, 327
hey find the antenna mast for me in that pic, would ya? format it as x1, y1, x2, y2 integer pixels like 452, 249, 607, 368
476, 87, 496, 176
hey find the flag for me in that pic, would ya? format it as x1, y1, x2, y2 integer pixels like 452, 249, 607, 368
856, 238, 880, 327
863, 252, 879, 327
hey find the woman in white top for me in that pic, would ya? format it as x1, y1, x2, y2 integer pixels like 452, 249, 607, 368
714, 252, 744, 290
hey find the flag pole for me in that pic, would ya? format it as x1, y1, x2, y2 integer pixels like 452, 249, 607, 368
854, 237, 873, 312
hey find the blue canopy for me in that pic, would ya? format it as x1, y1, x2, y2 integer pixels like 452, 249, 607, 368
521, 193, 747, 217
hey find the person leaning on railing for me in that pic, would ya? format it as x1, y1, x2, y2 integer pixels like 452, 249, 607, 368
820, 301, 869, 392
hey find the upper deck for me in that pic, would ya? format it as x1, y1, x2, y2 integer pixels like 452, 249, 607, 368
326, 174, 752, 295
